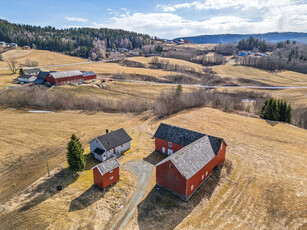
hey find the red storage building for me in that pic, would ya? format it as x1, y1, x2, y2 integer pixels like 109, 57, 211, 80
45, 70, 84, 86
154, 123, 227, 201
91, 157, 120, 189
82, 71, 97, 81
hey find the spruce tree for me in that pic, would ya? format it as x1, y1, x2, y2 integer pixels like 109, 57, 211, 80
286, 104, 293, 124
67, 134, 86, 172
19, 68, 25, 75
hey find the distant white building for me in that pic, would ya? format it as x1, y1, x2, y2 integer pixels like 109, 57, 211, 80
89, 128, 132, 162
0, 41, 6, 46
9, 43, 18, 48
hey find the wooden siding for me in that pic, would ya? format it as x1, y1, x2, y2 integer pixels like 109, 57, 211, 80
186, 141, 226, 199
156, 160, 187, 199
155, 137, 184, 154
45, 74, 83, 86
83, 74, 96, 81
93, 167, 119, 189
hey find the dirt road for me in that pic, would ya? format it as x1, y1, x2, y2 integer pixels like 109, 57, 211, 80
109, 160, 153, 230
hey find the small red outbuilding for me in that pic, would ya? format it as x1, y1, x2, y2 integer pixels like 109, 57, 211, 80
91, 157, 120, 189
154, 123, 227, 201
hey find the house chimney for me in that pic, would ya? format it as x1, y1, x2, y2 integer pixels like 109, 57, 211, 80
106, 129, 109, 133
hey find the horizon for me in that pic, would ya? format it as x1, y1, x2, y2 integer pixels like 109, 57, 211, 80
0, 0, 307, 39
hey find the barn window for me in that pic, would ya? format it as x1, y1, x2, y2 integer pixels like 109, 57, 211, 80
191, 185, 194, 191
168, 142, 172, 147
202, 175, 204, 180
110, 176, 113, 180
206, 171, 208, 176
169, 164, 173, 169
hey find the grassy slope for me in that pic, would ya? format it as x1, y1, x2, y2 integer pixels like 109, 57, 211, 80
0, 108, 306, 229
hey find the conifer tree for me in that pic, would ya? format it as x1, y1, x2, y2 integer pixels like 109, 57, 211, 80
67, 134, 86, 172
286, 104, 293, 124
19, 68, 25, 75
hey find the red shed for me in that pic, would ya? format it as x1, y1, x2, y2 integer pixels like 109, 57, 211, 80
82, 71, 97, 81
45, 70, 84, 86
91, 157, 120, 189
154, 124, 227, 201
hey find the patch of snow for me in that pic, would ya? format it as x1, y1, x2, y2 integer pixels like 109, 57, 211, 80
28, 110, 54, 113
242, 99, 255, 103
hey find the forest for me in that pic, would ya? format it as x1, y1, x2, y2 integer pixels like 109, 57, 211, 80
0, 19, 151, 58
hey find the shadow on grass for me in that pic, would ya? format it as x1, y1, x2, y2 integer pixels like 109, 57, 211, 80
85, 153, 101, 171
143, 151, 168, 166
19, 168, 79, 212
266, 120, 278, 127
69, 185, 105, 212
137, 166, 223, 230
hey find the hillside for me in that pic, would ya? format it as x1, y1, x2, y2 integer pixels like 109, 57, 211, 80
175, 32, 307, 44
0, 107, 306, 229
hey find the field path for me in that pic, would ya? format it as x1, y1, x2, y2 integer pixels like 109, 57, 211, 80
108, 160, 153, 230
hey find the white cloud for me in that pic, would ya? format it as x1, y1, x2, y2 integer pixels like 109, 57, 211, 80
65, 17, 88, 23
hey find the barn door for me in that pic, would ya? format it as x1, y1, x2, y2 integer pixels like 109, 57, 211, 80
162, 147, 166, 153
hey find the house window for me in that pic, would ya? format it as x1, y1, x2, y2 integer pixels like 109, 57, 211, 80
169, 164, 173, 169
168, 142, 172, 147
191, 185, 194, 191
110, 176, 113, 180
206, 171, 208, 176
202, 175, 204, 180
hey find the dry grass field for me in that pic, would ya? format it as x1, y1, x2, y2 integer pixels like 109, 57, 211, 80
213, 65, 307, 87
0, 69, 18, 89
0, 107, 306, 229
0, 49, 85, 67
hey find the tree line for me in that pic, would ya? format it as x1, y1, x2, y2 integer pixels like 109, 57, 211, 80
0, 19, 151, 58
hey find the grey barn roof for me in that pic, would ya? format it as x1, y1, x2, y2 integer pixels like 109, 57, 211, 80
93, 148, 105, 155
95, 128, 132, 151
156, 136, 222, 179
154, 123, 206, 146
82, 71, 96, 77
49, 70, 83, 79
93, 157, 120, 175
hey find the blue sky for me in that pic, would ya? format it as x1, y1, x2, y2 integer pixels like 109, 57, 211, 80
1, 0, 307, 39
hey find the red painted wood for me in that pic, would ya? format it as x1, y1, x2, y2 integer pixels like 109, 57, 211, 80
83, 75, 96, 80
93, 166, 119, 189
45, 74, 84, 86
155, 137, 184, 154
156, 160, 187, 198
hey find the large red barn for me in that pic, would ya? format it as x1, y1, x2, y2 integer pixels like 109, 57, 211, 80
154, 123, 227, 201
91, 157, 120, 189
45, 70, 84, 86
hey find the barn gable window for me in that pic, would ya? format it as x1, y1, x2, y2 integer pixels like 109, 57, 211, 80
220, 143, 223, 150
168, 142, 172, 147
110, 176, 113, 180
191, 185, 194, 191
169, 164, 173, 169
206, 171, 208, 176
202, 175, 204, 180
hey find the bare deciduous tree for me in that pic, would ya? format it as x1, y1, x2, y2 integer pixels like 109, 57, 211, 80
7, 58, 19, 74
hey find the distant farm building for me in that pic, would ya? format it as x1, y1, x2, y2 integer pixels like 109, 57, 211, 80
166, 40, 174, 44
33, 71, 50, 84
0, 41, 6, 46
45, 70, 83, 86
89, 128, 132, 162
154, 123, 227, 201
92, 157, 120, 189
82, 71, 96, 81
9, 43, 18, 48
18, 75, 37, 84
24, 68, 41, 76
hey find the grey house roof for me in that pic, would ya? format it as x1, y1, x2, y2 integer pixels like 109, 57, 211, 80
94, 128, 132, 151
49, 70, 83, 79
92, 157, 120, 175
154, 123, 206, 146
82, 71, 96, 77
93, 148, 105, 155
156, 136, 221, 179
24, 68, 41, 75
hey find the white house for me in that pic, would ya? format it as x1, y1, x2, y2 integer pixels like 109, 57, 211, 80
18, 75, 37, 84
89, 128, 132, 162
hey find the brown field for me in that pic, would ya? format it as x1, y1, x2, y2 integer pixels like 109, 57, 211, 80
0, 107, 306, 229
0, 70, 18, 89
0, 49, 85, 67
213, 65, 307, 87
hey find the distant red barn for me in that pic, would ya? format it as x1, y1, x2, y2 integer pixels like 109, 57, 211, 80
154, 123, 227, 201
82, 71, 97, 81
45, 70, 84, 86
91, 157, 120, 189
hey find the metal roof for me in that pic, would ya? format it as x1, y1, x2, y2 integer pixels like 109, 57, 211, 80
92, 157, 120, 175
156, 136, 221, 179
33, 78, 45, 84
49, 70, 83, 79
153, 123, 206, 146
95, 128, 132, 151
36, 71, 50, 79
82, 71, 96, 77
18, 75, 36, 80
24, 68, 41, 75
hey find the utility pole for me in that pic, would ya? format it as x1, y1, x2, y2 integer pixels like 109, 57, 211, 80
45, 152, 50, 177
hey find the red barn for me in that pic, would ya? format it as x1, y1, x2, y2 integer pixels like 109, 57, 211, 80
45, 70, 83, 86
91, 157, 120, 189
82, 71, 97, 81
154, 124, 227, 201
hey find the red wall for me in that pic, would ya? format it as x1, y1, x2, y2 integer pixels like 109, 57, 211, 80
155, 137, 184, 154
186, 141, 226, 198
93, 167, 119, 189
83, 75, 96, 80
156, 160, 187, 198
45, 75, 84, 86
